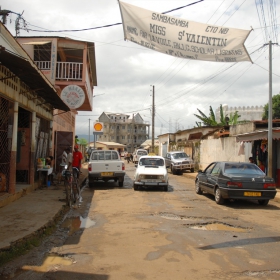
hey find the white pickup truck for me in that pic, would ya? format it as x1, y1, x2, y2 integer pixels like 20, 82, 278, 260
88, 150, 125, 187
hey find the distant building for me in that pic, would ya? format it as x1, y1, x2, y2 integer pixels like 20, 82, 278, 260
215, 104, 264, 122
96, 112, 150, 152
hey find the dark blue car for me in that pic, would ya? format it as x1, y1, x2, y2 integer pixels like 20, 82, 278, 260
195, 161, 277, 206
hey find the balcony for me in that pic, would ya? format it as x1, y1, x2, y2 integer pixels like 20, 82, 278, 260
35, 61, 93, 111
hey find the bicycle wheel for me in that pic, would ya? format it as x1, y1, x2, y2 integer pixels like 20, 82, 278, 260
73, 169, 80, 202
64, 177, 72, 207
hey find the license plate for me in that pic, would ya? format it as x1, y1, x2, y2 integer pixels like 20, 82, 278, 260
101, 172, 113, 176
145, 179, 157, 182
244, 192, 261, 197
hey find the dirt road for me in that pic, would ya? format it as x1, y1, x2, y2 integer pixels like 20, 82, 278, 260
2, 162, 280, 279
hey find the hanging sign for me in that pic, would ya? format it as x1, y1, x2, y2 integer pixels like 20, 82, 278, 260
93, 122, 104, 135
119, 1, 252, 63
61, 85, 85, 109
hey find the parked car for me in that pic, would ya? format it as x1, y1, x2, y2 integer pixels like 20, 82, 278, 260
165, 151, 195, 175
133, 155, 169, 192
88, 150, 125, 187
195, 161, 277, 205
132, 149, 148, 164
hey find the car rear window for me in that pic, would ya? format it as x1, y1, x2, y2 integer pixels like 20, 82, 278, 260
224, 163, 264, 175
139, 158, 164, 166
91, 151, 119, 160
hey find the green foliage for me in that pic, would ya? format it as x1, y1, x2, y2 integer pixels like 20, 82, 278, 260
79, 138, 88, 146
194, 104, 241, 127
262, 94, 280, 120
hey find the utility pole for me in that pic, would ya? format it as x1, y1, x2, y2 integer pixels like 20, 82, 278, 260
88, 119, 91, 145
151, 85, 155, 153
268, 40, 273, 177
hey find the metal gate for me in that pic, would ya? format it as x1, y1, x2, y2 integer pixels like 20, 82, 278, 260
0, 97, 10, 192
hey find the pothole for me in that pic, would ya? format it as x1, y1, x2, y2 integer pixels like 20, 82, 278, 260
186, 222, 248, 232
153, 212, 214, 221
61, 216, 96, 235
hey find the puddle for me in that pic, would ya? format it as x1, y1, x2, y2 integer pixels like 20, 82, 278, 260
61, 216, 96, 235
190, 223, 247, 232
22, 254, 72, 272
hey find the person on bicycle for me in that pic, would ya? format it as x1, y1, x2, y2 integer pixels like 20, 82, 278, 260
72, 144, 83, 178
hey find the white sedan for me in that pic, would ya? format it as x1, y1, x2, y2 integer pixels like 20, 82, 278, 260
133, 156, 169, 192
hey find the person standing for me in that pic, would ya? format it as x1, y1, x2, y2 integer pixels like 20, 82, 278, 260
66, 147, 73, 170
61, 148, 67, 166
72, 144, 83, 178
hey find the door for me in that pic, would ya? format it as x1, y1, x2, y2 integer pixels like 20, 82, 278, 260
54, 131, 73, 173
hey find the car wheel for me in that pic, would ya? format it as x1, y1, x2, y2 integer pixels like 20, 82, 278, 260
164, 185, 168, 192
118, 181, 124, 187
191, 168, 194, 173
258, 199, 269, 206
195, 180, 203, 195
215, 187, 224, 205
133, 184, 138, 191
171, 166, 177, 175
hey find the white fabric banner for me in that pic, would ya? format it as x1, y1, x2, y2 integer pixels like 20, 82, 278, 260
119, 1, 252, 63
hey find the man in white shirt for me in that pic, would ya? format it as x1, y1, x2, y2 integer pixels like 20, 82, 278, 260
66, 147, 73, 170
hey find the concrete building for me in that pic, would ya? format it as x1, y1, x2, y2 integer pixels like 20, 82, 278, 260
215, 104, 264, 122
0, 23, 70, 196
17, 36, 97, 172
97, 112, 150, 152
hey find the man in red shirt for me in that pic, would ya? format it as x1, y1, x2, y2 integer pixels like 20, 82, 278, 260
72, 144, 83, 178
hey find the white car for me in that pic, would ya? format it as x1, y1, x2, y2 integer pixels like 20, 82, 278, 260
133, 156, 169, 192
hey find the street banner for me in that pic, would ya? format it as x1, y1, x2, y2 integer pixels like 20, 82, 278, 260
119, 1, 252, 63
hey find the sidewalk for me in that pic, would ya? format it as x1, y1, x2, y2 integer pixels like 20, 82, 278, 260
0, 163, 88, 252
182, 172, 280, 204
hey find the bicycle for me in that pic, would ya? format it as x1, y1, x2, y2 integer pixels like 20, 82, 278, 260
62, 166, 80, 207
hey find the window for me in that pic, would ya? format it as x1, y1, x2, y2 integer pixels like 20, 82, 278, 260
211, 163, 221, 175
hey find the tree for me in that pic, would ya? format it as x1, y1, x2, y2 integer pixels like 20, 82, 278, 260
79, 138, 88, 146
262, 93, 280, 120
194, 104, 241, 127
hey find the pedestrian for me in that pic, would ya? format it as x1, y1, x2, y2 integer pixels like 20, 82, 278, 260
61, 148, 67, 166
72, 144, 83, 178
66, 147, 73, 170
46, 156, 55, 185
249, 157, 254, 163
126, 152, 131, 163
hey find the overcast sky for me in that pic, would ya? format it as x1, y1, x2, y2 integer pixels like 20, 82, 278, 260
2, 0, 280, 138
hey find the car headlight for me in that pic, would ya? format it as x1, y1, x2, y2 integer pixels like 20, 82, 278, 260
139, 174, 145, 180
158, 175, 164, 180
174, 162, 180, 165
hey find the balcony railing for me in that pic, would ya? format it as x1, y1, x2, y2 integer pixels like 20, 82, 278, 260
35, 61, 83, 80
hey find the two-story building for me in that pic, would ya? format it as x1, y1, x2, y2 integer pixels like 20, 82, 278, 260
97, 112, 150, 152
17, 36, 97, 172
0, 23, 71, 198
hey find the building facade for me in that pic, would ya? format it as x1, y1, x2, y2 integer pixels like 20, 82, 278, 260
0, 23, 70, 198
97, 112, 150, 152
17, 36, 97, 172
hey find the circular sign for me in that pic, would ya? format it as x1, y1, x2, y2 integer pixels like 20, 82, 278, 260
61, 85, 85, 109
94, 122, 103, 131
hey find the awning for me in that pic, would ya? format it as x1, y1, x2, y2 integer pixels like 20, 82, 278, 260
236, 128, 280, 142
0, 47, 69, 111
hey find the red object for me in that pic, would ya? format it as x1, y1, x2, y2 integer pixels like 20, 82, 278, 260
72, 151, 83, 168
74, 144, 79, 149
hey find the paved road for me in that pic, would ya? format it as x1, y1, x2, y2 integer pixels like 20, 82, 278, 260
1, 161, 280, 279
